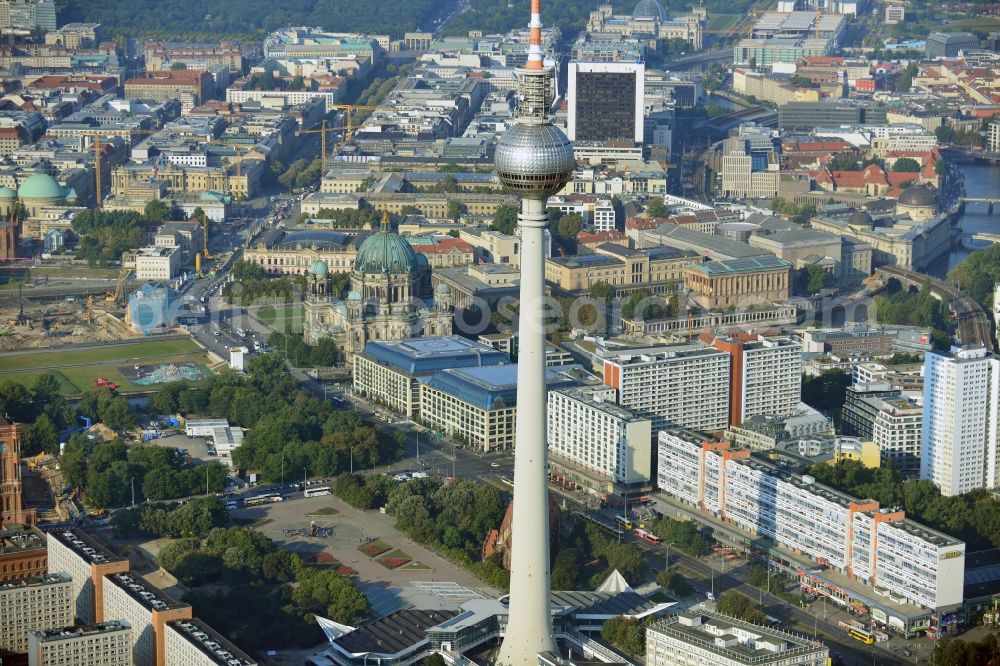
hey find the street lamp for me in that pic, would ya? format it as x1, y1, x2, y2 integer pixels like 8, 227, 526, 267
281, 456, 285, 488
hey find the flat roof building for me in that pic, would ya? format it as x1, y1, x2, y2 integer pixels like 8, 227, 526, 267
353, 336, 509, 417
548, 384, 653, 499
600, 343, 731, 433
45, 529, 129, 624
419, 364, 587, 452
0, 572, 73, 653
164, 618, 256, 666
647, 610, 829, 666
103, 572, 192, 666
28, 620, 132, 666
658, 431, 965, 619
0, 526, 47, 582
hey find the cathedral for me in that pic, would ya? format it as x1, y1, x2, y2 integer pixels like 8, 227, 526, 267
303, 215, 453, 355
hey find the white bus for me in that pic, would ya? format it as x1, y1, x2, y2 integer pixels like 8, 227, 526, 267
244, 493, 283, 506
304, 487, 332, 498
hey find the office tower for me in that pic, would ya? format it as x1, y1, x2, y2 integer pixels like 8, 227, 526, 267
492, 0, 575, 659
921, 347, 1000, 497
567, 61, 645, 143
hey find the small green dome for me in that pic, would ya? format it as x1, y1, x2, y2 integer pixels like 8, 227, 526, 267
310, 259, 329, 276
0, 186, 15, 199
17, 173, 65, 200
347, 290, 362, 301
354, 225, 419, 275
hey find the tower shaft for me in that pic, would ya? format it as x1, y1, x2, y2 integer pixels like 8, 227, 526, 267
496, 197, 557, 663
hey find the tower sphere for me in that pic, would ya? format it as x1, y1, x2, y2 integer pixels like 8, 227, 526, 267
494, 122, 575, 199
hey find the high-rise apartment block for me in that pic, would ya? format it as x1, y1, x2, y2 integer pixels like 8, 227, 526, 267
871, 397, 923, 476
103, 572, 193, 666
646, 610, 829, 666
0, 572, 73, 653
45, 529, 129, 624
567, 61, 645, 143
921, 347, 1000, 497
601, 344, 732, 433
708, 333, 801, 426
28, 620, 132, 666
548, 384, 652, 497
657, 431, 965, 618
163, 618, 256, 666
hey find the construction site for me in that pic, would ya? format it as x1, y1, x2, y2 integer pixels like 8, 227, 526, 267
0, 268, 138, 351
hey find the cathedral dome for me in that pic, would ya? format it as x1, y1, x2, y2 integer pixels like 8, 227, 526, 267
309, 259, 329, 277
897, 184, 937, 207
18, 173, 66, 200
354, 225, 419, 274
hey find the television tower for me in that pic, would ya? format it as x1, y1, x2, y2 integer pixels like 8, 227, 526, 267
493, 0, 575, 662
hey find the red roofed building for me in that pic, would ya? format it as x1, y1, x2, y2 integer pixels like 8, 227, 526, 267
27, 75, 118, 95
124, 70, 212, 105
410, 237, 474, 268
577, 229, 628, 250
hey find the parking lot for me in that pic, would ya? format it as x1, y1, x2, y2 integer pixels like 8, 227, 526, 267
150, 432, 218, 465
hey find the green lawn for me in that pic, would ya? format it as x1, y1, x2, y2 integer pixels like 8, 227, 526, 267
708, 13, 742, 32
0, 339, 213, 395
255, 304, 305, 332
942, 17, 1000, 31
0, 339, 200, 372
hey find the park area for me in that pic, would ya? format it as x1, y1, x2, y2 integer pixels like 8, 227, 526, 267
0, 338, 217, 395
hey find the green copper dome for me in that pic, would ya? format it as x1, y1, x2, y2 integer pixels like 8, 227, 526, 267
18, 173, 66, 200
354, 220, 419, 275
0, 187, 15, 199
310, 259, 329, 276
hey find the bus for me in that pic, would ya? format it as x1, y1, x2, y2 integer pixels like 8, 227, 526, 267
848, 628, 874, 645
614, 515, 634, 530
304, 487, 332, 498
244, 493, 283, 506
633, 528, 661, 544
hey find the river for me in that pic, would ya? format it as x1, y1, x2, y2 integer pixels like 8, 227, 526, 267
925, 160, 1000, 279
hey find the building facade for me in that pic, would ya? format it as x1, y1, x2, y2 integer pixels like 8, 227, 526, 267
103, 572, 193, 666
0, 416, 33, 527
135, 246, 181, 281
657, 431, 965, 615
28, 621, 132, 666
567, 61, 644, 143
0, 572, 73, 653
547, 384, 652, 498
921, 347, 1000, 497
45, 529, 129, 625
710, 334, 802, 426
352, 336, 508, 418
601, 344, 731, 433
0, 528, 47, 582
684, 256, 792, 311
646, 611, 829, 666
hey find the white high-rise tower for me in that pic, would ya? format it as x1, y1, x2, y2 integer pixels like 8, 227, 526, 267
493, 0, 575, 661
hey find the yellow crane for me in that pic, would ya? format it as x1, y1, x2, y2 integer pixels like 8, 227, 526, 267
203, 140, 248, 184
106, 268, 130, 306
83, 129, 158, 209
297, 105, 379, 173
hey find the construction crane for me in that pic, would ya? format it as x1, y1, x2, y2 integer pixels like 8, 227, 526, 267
203, 141, 248, 184
105, 268, 130, 306
298, 105, 379, 174
81, 129, 159, 209
83, 294, 95, 324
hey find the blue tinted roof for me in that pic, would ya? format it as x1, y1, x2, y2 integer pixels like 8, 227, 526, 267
361, 336, 509, 375
425, 364, 585, 410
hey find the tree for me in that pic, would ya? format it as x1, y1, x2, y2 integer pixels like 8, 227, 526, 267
898, 63, 918, 93
797, 264, 830, 296
231, 259, 266, 281
656, 570, 692, 597
601, 615, 646, 657
491, 205, 517, 235
645, 197, 668, 219
446, 199, 464, 222
144, 199, 172, 221
892, 157, 921, 173
100, 398, 137, 431
801, 369, 852, 418
717, 592, 767, 624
